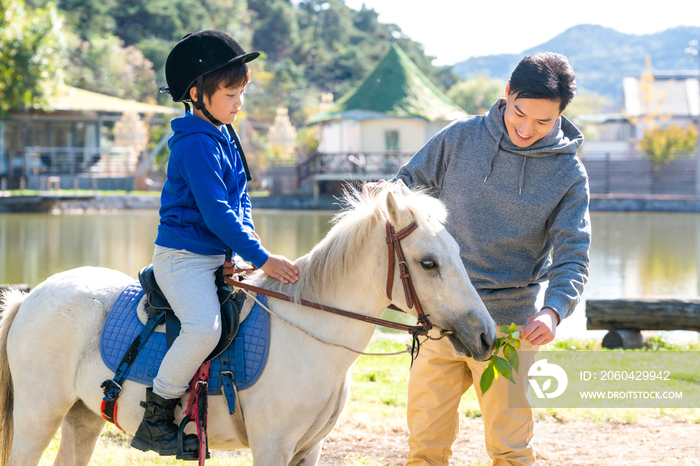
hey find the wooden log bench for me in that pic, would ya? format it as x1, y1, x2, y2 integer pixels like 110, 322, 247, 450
586, 298, 700, 348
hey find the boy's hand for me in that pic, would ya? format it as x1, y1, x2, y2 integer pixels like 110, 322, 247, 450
520, 307, 559, 346
261, 255, 299, 284
362, 179, 386, 197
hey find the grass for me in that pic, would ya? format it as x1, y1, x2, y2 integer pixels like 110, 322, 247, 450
248, 190, 270, 197
36, 335, 700, 465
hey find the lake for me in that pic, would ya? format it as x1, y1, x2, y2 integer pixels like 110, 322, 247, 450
1, 209, 698, 341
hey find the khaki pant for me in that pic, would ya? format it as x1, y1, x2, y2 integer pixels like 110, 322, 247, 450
406, 327, 538, 466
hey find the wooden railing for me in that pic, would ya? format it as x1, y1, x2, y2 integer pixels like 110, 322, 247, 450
297, 151, 415, 184
297, 151, 700, 196
581, 151, 697, 196
5, 146, 139, 177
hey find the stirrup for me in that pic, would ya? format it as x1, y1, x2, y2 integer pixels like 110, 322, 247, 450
177, 414, 210, 461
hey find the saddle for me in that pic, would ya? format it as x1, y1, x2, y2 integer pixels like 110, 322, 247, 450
138, 264, 243, 362
101, 264, 250, 462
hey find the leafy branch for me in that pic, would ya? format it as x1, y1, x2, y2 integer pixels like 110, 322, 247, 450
480, 323, 521, 394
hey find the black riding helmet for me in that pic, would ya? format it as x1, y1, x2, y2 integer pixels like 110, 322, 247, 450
161, 30, 260, 124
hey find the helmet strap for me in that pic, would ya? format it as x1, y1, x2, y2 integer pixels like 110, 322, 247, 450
193, 76, 223, 127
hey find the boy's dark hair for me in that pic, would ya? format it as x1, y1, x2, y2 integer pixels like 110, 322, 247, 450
508, 52, 576, 111
191, 61, 251, 102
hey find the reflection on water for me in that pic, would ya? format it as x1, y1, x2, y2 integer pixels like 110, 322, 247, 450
0, 210, 335, 287
559, 212, 700, 340
0, 211, 160, 286
1, 210, 699, 339
588, 212, 700, 298
252, 210, 335, 263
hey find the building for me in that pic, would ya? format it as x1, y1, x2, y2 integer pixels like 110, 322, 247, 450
301, 44, 466, 201
576, 69, 699, 159
0, 86, 180, 191
573, 68, 700, 196
309, 44, 465, 155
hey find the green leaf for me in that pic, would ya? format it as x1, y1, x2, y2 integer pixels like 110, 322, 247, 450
511, 339, 521, 349
504, 344, 520, 373
480, 360, 497, 394
494, 336, 505, 350
496, 356, 514, 383
507, 323, 518, 334
501, 326, 511, 334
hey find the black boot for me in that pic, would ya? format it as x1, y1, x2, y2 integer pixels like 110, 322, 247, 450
130, 388, 198, 456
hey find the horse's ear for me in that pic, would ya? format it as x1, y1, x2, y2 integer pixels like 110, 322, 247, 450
394, 179, 412, 196
386, 190, 410, 226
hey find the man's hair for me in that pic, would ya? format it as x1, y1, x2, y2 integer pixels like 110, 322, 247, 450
508, 52, 576, 111
191, 61, 251, 102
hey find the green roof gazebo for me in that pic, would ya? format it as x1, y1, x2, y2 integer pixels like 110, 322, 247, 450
309, 43, 466, 155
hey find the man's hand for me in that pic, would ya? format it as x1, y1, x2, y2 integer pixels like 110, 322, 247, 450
261, 255, 299, 284
520, 307, 559, 346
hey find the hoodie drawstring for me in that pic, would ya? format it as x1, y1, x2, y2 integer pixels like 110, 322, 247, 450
483, 133, 504, 183
483, 133, 528, 195
518, 156, 527, 195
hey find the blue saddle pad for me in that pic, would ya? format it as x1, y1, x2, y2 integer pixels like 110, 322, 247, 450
100, 282, 271, 394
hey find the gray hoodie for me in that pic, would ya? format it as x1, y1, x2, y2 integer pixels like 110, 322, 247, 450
394, 99, 590, 326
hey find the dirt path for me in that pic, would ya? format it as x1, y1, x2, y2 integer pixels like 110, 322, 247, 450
318, 416, 700, 465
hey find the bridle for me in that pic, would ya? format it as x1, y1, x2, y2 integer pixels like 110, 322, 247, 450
384, 220, 432, 334
223, 219, 433, 338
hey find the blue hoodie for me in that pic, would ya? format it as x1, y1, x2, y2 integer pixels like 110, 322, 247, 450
156, 112, 270, 268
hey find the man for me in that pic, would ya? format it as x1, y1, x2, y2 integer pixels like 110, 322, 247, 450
392, 52, 591, 466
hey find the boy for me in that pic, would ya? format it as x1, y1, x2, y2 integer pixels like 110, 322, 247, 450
393, 52, 591, 465
131, 30, 299, 455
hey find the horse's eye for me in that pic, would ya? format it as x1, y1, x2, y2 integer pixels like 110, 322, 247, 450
420, 260, 438, 270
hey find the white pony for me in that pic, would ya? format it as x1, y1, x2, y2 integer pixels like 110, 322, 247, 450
0, 184, 496, 466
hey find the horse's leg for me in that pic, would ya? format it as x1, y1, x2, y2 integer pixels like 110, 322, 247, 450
251, 441, 295, 466
53, 400, 106, 466
6, 305, 84, 466
290, 441, 323, 466
6, 394, 70, 466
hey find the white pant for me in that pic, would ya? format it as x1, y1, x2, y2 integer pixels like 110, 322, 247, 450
151, 245, 224, 399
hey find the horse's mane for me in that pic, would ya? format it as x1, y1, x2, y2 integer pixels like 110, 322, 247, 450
254, 182, 447, 302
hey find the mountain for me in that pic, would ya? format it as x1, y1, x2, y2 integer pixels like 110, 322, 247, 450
452, 24, 700, 106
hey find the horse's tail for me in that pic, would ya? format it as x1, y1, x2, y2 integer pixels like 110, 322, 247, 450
0, 288, 27, 466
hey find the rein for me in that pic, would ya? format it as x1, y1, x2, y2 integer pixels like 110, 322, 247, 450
223, 219, 441, 358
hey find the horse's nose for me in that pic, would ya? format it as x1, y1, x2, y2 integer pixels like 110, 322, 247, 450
479, 330, 496, 358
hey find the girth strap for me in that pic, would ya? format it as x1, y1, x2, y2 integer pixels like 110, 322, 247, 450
101, 309, 166, 429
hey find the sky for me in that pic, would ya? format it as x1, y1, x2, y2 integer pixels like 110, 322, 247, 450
343, 0, 700, 66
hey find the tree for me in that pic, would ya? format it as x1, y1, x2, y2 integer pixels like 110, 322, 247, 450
639, 124, 698, 171
563, 90, 613, 120
50, 0, 117, 40
65, 32, 157, 102
446, 75, 506, 115
248, 0, 297, 62
0, 0, 67, 116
